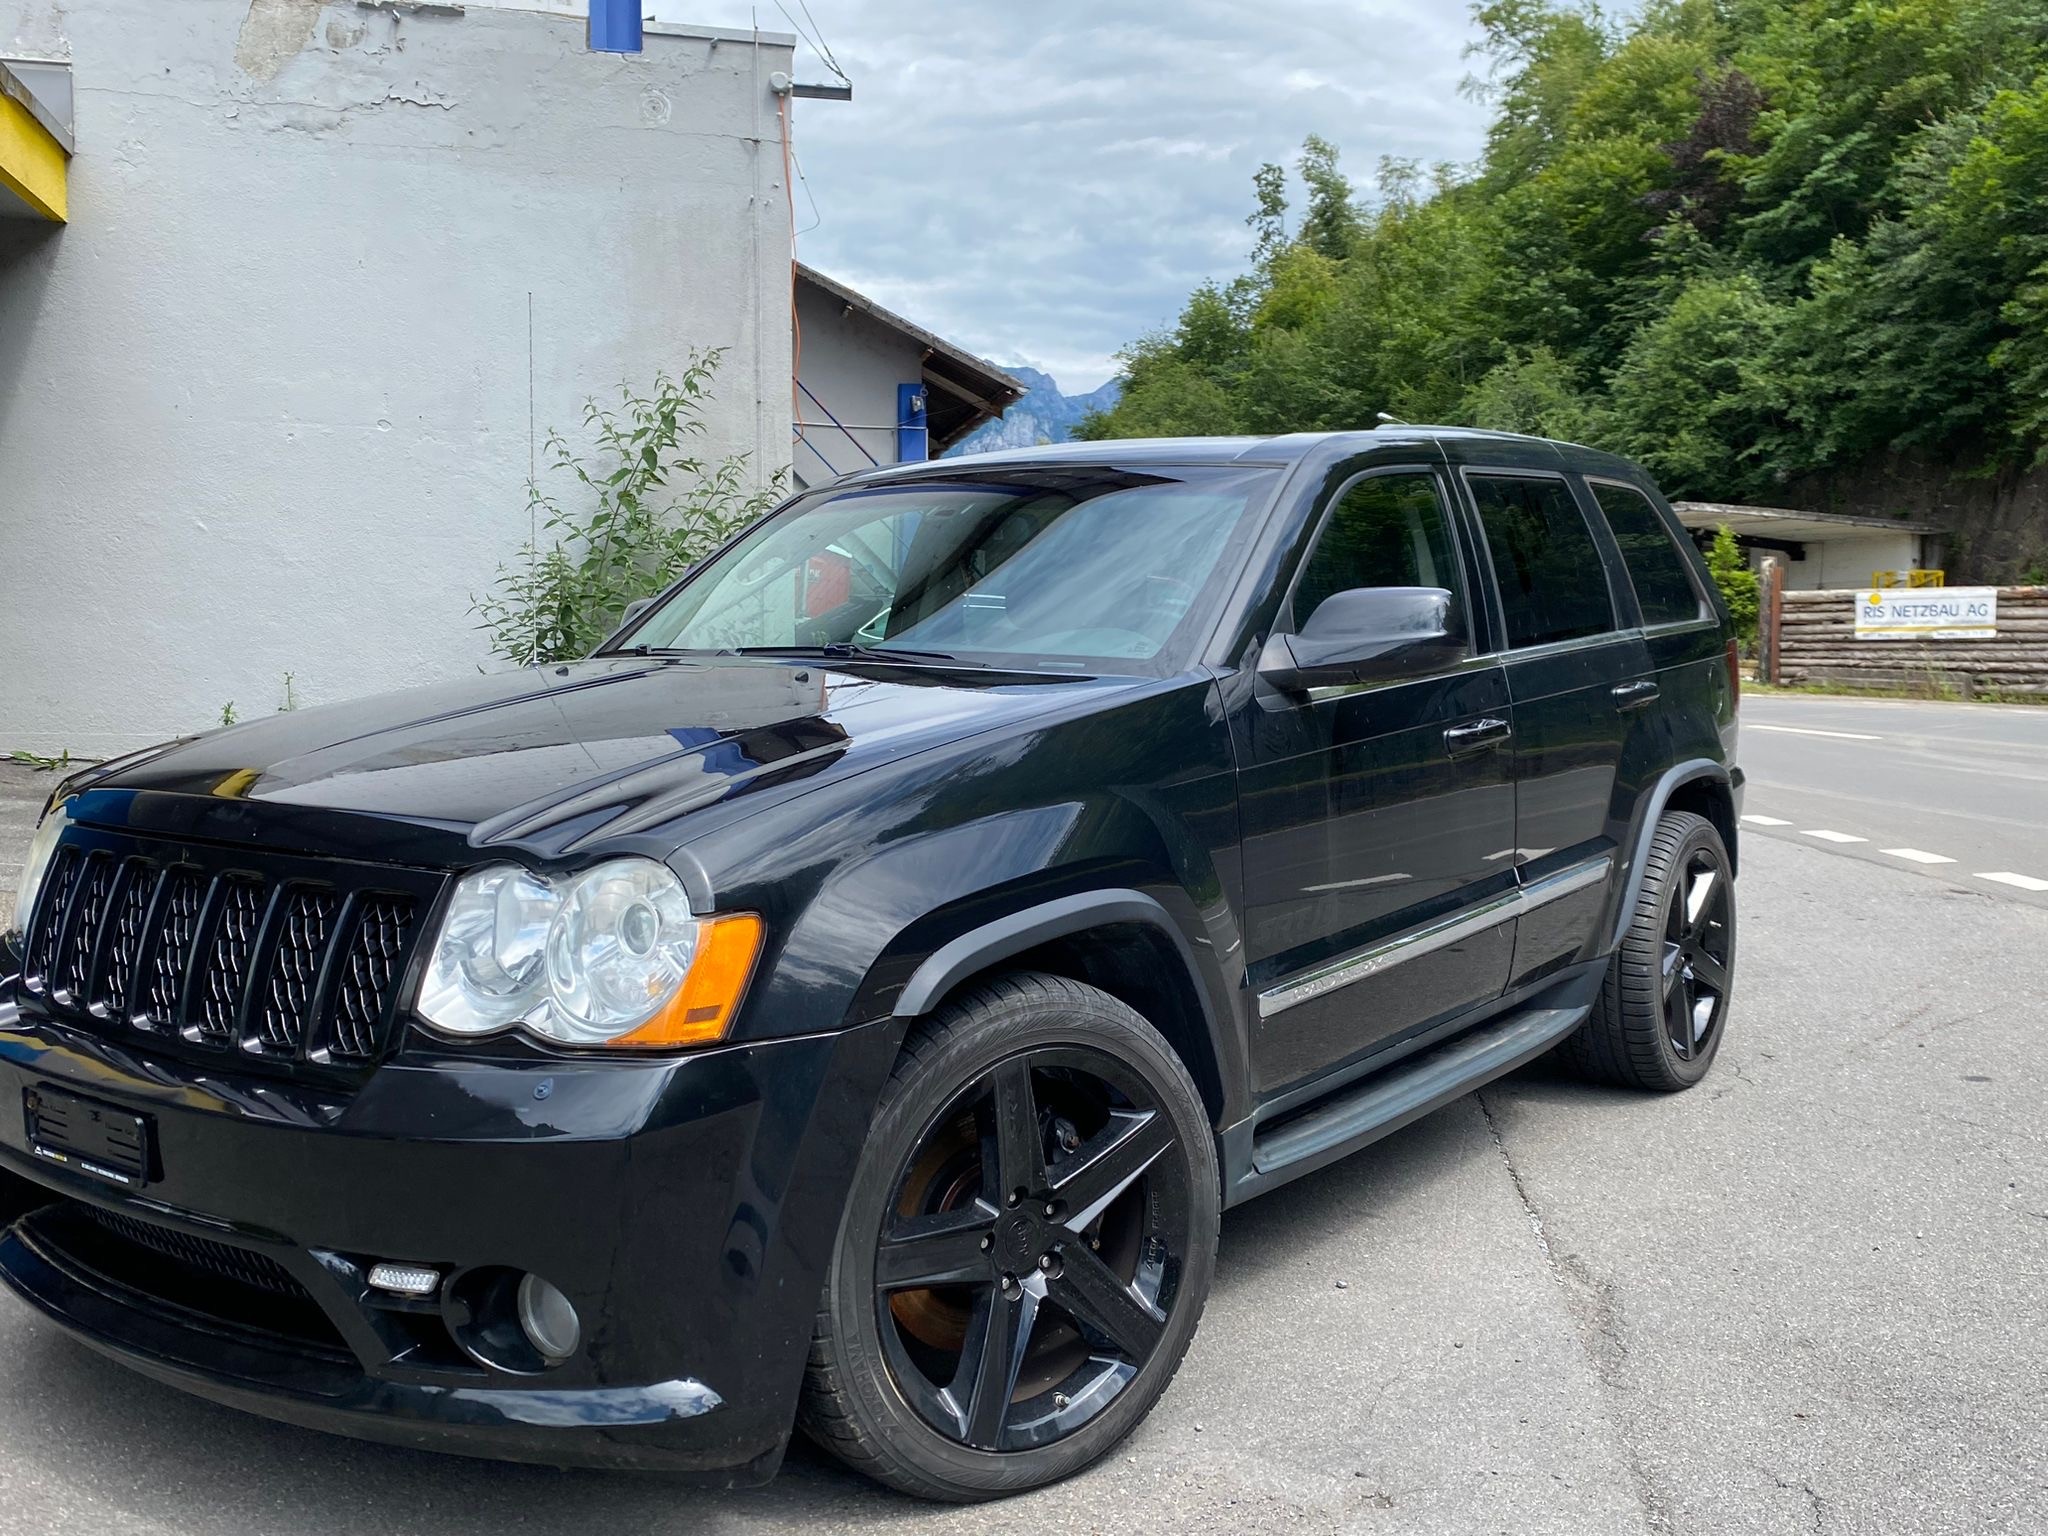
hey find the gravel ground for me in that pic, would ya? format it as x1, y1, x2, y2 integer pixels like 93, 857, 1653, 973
1, 811, 2043, 1533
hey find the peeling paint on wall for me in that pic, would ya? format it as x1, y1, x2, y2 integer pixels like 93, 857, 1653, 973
233, 0, 322, 81
385, 84, 455, 108
5, 0, 68, 57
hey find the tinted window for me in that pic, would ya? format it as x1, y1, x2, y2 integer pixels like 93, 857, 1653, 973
1293, 472, 1464, 641
1591, 481, 1704, 626
1469, 475, 1617, 648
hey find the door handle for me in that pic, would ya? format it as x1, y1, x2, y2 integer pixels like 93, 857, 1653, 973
1444, 716, 1512, 756
1611, 679, 1660, 711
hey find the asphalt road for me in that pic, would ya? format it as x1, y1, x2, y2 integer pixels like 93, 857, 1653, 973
1739, 692, 2048, 907
2, 721, 2046, 1533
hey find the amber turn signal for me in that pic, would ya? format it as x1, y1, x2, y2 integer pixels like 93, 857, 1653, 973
612, 912, 764, 1049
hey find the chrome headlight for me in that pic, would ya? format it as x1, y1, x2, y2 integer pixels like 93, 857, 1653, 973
10, 803, 70, 944
416, 858, 761, 1050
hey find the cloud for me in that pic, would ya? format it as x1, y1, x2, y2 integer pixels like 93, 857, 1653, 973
661, 1, 1491, 392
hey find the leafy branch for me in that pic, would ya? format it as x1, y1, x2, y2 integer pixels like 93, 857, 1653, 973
473, 350, 785, 664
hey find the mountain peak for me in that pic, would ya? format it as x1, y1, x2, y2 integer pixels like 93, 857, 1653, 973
947, 367, 1124, 457
1001, 364, 1057, 391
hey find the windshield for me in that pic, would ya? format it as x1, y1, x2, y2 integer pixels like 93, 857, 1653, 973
619, 465, 1279, 673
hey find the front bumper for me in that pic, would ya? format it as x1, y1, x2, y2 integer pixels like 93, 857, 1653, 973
0, 987, 900, 1479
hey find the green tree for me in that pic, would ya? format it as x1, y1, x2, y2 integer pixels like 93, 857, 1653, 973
1076, 0, 2048, 564
1948, 72, 2048, 456
1296, 134, 1359, 259
1247, 161, 1289, 265
1604, 272, 1787, 494
1466, 346, 1602, 441
1074, 351, 1239, 439
1706, 523, 1760, 646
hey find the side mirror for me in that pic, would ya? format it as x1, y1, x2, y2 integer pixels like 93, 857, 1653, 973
1258, 586, 1464, 692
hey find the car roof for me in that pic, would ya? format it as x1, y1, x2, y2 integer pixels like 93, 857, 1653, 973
841, 427, 1650, 486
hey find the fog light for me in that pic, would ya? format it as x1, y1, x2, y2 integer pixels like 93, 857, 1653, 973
516, 1273, 580, 1361
368, 1261, 441, 1298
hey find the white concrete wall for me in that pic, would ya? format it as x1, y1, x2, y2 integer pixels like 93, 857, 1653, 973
793, 278, 923, 486
1764, 532, 1926, 591
0, 0, 794, 755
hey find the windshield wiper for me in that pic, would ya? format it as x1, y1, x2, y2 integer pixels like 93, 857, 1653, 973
728, 643, 982, 667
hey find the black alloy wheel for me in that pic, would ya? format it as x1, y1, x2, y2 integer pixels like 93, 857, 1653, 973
875, 1044, 1190, 1453
1661, 844, 1733, 1063
1559, 809, 1737, 1091
800, 974, 1218, 1500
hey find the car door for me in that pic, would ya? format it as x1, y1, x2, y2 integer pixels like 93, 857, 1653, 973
1584, 471, 1734, 763
1232, 463, 1518, 1097
1457, 468, 1650, 988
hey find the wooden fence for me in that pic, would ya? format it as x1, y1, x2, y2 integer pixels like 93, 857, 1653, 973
1760, 573, 2048, 697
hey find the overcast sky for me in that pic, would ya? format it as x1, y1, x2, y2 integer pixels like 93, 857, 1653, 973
673, 2, 1495, 392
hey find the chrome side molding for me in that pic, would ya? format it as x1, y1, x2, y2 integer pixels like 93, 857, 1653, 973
1257, 853, 1613, 1019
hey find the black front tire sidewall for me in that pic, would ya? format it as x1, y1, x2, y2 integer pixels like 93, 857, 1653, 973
1564, 810, 1737, 1092
802, 974, 1220, 1502
1647, 816, 1736, 1088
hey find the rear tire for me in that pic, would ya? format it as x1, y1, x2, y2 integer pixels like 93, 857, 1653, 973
1560, 810, 1736, 1091
798, 972, 1219, 1501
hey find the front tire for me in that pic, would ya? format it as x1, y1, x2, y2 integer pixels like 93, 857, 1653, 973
798, 972, 1219, 1501
1561, 810, 1737, 1091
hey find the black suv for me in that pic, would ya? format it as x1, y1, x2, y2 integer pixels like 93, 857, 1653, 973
0, 428, 1740, 1501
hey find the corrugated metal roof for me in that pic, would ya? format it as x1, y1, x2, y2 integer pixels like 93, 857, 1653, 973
1673, 500, 1943, 539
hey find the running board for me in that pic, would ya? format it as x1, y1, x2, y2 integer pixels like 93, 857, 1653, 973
1231, 1004, 1589, 1203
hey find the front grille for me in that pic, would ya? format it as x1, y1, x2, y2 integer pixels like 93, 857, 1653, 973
145, 871, 205, 1025
21, 845, 79, 987
87, 1205, 308, 1298
18, 828, 432, 1079
258, 890, 337, 1050
93, 865, 155, 1018
334, 897, 412, 1060
198, 879, 262, 1041
22, 1203, 350, 1358
54, 854, 114, 1005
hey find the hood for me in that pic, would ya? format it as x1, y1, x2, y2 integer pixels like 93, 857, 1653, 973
67, 657, 1125, 865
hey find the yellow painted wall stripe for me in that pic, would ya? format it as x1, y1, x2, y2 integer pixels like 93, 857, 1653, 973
0, 88, 67, 222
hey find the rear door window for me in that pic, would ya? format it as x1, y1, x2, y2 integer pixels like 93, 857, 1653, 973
1588, 481, 1705, 626
1468, 474, 1618, 649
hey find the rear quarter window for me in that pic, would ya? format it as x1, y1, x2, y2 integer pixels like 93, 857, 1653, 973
1590, 481, 1706, 626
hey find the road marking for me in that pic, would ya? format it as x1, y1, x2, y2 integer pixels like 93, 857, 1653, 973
1977, 871, 2048, 892
1803, 830, 1868, 843
1741, 814, 1792, 826
1746, 723, 1884, 741
1883, 848, 1956, 865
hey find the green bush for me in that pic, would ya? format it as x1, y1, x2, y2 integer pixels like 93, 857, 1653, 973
473, 351, 784, 664
1706, 524, 1759, 648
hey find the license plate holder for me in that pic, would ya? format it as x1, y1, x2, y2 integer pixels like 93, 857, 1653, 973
24, 1086, 154, 1188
